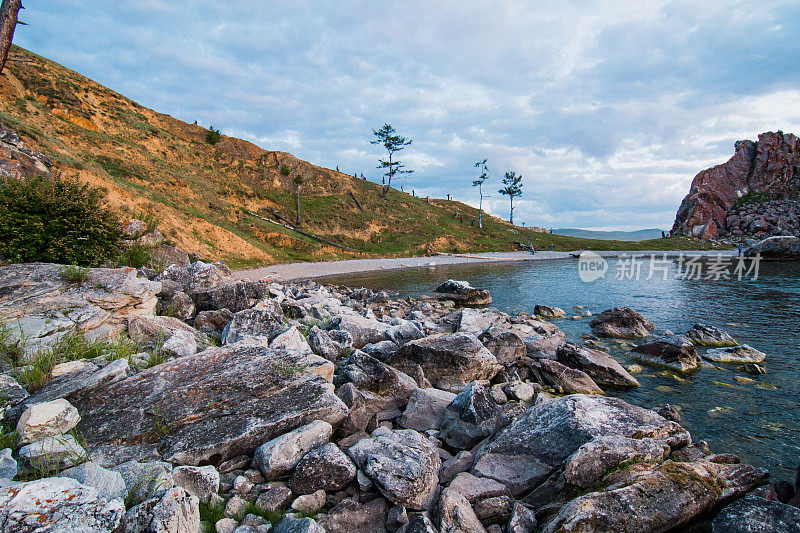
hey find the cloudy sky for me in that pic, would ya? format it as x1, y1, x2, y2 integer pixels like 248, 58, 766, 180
16, 1, 800, 230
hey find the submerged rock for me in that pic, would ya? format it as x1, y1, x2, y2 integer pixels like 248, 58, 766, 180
686, 323, 739, 347
535, 304, 566, 319
434, 279, 492, 306
590, 307, 655, 338
704, 344, 766, 363
628, 337, 700, 373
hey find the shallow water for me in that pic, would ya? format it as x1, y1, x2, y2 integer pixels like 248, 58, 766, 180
324, 256, 800, 481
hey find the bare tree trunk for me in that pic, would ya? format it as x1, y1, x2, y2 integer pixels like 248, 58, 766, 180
295, 186, 301, 226
0, 0, 23, 76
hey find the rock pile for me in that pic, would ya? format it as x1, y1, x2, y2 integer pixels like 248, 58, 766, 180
0, 264, 786, 531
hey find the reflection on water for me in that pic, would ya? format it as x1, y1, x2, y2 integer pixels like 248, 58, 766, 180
324, 258, 800, 480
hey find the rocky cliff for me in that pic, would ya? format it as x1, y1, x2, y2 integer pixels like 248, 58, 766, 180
672, 131, 800, 240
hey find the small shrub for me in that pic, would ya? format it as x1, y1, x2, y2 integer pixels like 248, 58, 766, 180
279, 164, 291, 176
205, 126, 221, 145
118, 244, 152, 268
0, 177, 123, 267
62, 265, 89, 284
130, 210, 161, 233
0, 425, 19, 450
0, 323, 24, 365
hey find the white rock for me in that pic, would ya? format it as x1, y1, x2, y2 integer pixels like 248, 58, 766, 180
172, 464, 220, 503
162, 330, 198, 357
16, 398, 80, 444
58, 461, 126, 500
217, 518, 239, 533
291, 489, 326, 514
0, 477, 125, 531
0, 448, 17, 480
125, 486, 200, 533
253, 420, 333, 479
270, 326, 313, 354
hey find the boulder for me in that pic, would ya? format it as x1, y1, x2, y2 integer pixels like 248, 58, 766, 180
289, 442, 356, 493
270, 326, 313, 353
745, 235, 800, 259
156, 261, 233, 295
507, 502, 538, 533
562, 435, 671, 489
440, 450, 473, 485
478, 395, 689, 484
529, 359, 604, 395
162, 329, 198, 358
253, 420, 333, 479
73, 344, 346, 466
58, 461, 127, 501
590, 307, 655, 338
223, 305, 286, 345
405, 515, 439, 533
307, 325, 339, 361
712, 495, 800, 532
474, 495, 514, 525
317, 497, 388, 533
0, 263, 160, 355
0, 374, 28, 407
440, 382, 508, 450
629, 337, 700, 373
534, 305, 565, 319
686, 323, 739, 347
128, 314, 210, 349
448, 471, 508, 502
193, 280, 271, 313
16, 398, 80, 444
556, 343, 639, 388
335, 311, 391, 348
167, 291, 196, 321
18, 434, 87, 471
193, 309, 234, 335
172, 465, 220, 503
438, 487, 488, 532
399, 387, 457, 432
388, 333, 501, 388
704, 344, 766, 363
385, 321, 426, 346
543, 459, 768, 533
471, 453, 552, 497
255, 485, 293, 514
274, 517, 326, 533
347, 427, 440, 510
6, 359, 129, 423
0, 477, 125, 531
291, 489, 326, 513
125, 486, 200, 533
362, 339, 400, 361
478, 327, 527, 366
111, 460, 173, 506
434, 279, 492, 306
336, 351, 418, 401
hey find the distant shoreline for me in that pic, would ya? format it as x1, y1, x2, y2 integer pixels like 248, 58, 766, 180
236, 249, 733, 282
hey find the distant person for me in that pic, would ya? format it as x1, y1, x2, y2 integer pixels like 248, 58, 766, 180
662, 230, 666, 238
336, 165, 339, 172
401, 185, 404, 192
551, 243, 554, 251
460, 215, 463, 223
738, 244, 743, 256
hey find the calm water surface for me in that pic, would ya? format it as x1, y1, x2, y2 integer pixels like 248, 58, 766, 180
325, 257, 800, 481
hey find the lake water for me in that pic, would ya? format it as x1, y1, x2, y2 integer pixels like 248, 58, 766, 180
324, 256, 800, 482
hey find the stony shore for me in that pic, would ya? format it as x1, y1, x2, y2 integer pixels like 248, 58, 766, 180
0, 260, 796, 532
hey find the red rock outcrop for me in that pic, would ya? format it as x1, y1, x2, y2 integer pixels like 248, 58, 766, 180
672, 131, 800, 240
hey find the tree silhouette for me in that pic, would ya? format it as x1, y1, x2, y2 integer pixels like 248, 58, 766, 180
499, 170, 523, 224
473, 159, 490, 229
293, 174, 304, 226
371, 123, 412, 195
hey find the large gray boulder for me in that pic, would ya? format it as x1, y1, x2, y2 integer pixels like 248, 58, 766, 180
438, 487, 488, 532
479, 327, 527, 366
562, 435, 670, 489
590, 307, 655, 338
289, 442, 356, 493
399, 387, 457, 432
0, 374, 28, 407
556, 343, 639, 388
335, 350, 418, 401
172, 465, 220, 503
629, 337, 700, 373
317, 497, 388, 533
335, 310, 391, 348
529, 359, 603, 395
192, 280, 270, 312
125, 485, 200, 533
387, 333, 502, 387
0, 449, 16, 481
222, 303, 285, 345
73, 344, 346, 466
155, 261, 233, 295
347, 427, 441, 510
712, 495, 800, 532
128, 314, 210, 350
18, 434, 87, 471
16, 398, 80, 444
744, 235, 800, 259
440, 381, 508, 450
704, 344, 766, 363
0, 477, 125, 531
253, 420, 333, 479
543, 459, 768, 532
0, 263, 160, 356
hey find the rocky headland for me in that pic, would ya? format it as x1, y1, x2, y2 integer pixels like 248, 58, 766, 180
0, 260, 796, 532
672, 131, 800, 241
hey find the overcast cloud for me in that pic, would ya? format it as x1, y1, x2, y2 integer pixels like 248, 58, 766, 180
16, 1, 800, 230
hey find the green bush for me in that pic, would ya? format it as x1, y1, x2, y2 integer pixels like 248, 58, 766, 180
280, 164, 291, 176
205, 126, 221, 145
118, 244, 152, 268
0, 177, 123, 267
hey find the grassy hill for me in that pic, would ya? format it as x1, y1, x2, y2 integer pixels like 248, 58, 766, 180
0, 46, 719, 268
552, 228, 665, 241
